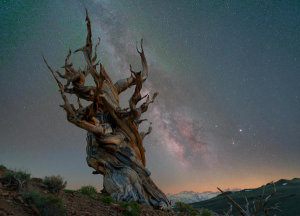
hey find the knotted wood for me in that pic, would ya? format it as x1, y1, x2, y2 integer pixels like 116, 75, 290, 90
44, 9, 171, 210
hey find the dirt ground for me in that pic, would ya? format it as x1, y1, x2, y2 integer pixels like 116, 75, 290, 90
0, 168, 174, 216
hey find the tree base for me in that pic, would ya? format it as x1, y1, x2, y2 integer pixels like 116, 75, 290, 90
86, 132, 172, 210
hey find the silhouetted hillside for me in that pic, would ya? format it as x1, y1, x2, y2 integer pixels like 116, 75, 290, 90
192, 178, 300, 216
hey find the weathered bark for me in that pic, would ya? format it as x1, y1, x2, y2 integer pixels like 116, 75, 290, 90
86, 132, 170, 209
44, 9, 171, 210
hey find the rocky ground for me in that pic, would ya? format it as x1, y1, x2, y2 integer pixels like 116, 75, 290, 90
0, 167, 174, 216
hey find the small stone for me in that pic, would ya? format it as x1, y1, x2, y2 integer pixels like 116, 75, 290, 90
2, 192, 9, 197
14, 195, 24, 204
126, 206, 132, 212
31, 205, 41, 216
111, 203, 126, 211
116, 205, 126, 211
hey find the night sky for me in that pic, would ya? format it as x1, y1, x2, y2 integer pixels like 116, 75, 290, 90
0, 0, 299, 194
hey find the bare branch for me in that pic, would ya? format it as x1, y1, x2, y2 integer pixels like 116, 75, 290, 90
224, 204, 232, 216
265, 202, 281, 213
254, 185, 266, 216
262, 182, 276, 216
74, 8, 92, 62
114, 39, 148, 94
114, 74, 135, 94
129, 68, 143, 120
85, 8, 93, 60
140, 122, 152, 140
43, 56, 105, 135
64, 49, 72, 70
244, 194, 250, 215
136, 39, 148, 82
92, 37, 101, 63
43, 56, 65, 93
139, 92, 159, 114
217, 187, 247, 216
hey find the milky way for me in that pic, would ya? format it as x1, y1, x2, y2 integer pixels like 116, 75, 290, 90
0, 0, 299, 193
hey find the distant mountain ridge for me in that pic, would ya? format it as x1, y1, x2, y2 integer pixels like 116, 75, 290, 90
191, 178, 300, 216
167, 190, 219, 205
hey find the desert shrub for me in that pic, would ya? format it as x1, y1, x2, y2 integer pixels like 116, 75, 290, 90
1, 170, 31, 191
79, 185, 97, 195
0, 164, 6, 171
64, 189, 77, 194
21, 191, 41, 203
120, 200, 141, 216
174, 202, 199, 216
2, 170, 31, 181
21, 191, 66, 216
42, 175, 67, 194
98, 195, 114, 204
38, 195, 66, 216
201, 209, 212, 216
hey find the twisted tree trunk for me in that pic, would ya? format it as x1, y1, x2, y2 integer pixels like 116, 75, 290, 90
44, 9, 171, 210
86, 132, 170, 209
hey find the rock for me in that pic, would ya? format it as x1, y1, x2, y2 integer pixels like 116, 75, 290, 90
0, 210, 7, 216
31, 205, 41, 216
111, 203, 126, 211
14, 195, 24, 204
0, 208, 8, 216
2, 192, 9, 197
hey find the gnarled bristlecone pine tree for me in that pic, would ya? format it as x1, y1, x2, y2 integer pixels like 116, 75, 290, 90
43, 9, 171, 210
